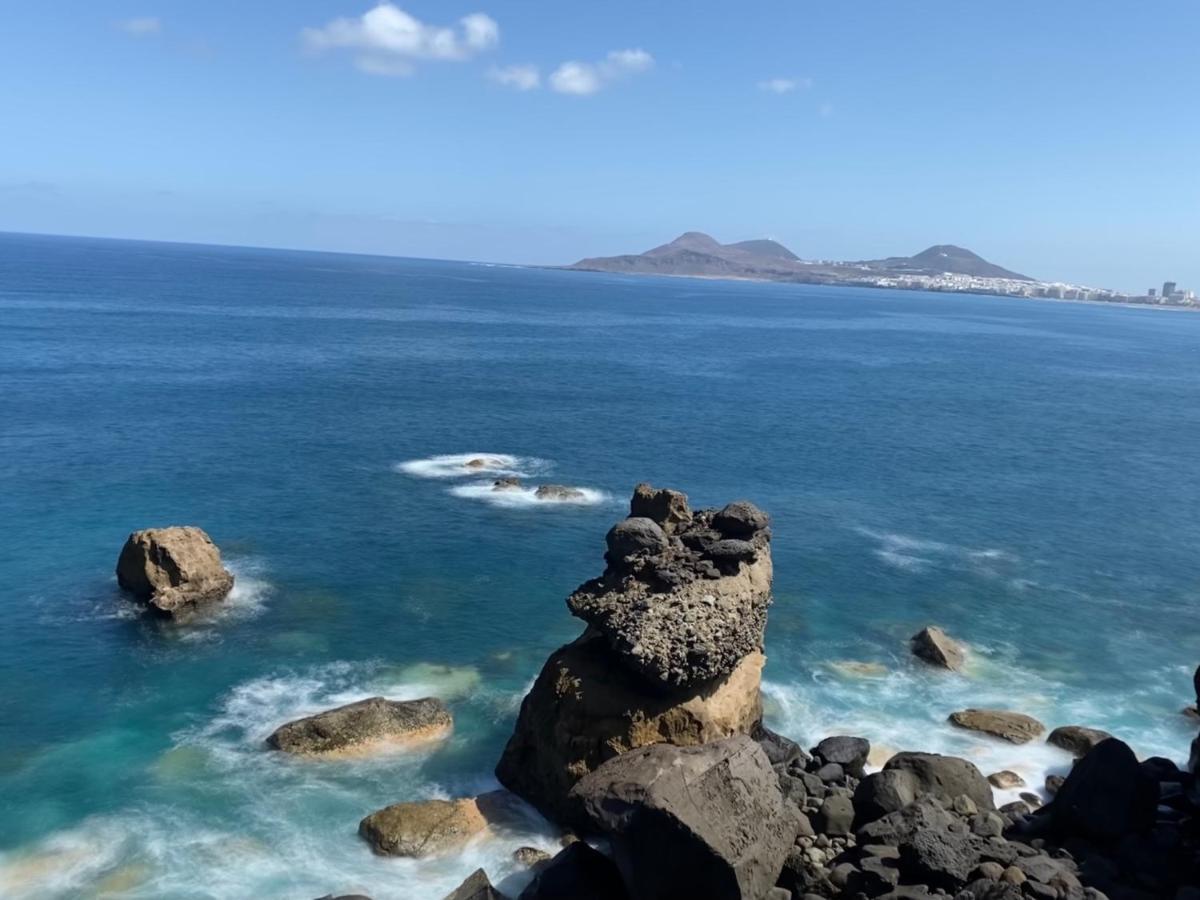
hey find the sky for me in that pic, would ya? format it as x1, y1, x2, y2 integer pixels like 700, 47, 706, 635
0, 1, 1197, 292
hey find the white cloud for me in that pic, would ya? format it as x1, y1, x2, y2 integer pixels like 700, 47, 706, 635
757, 77, 813, 95
488, 63, 540, 91
549, 48, 653, 96
302, 3, 499, 76
118, 17, 162, 37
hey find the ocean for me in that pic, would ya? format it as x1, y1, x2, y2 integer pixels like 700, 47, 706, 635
1, 231, 1198, 898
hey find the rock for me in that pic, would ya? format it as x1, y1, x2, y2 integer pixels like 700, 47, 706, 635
605, 517, 669, 561
911, 626, 966, 672
948, 710, 1045, 744
513, 846, 552, 868
899, 827, 982, 890
1045, 738, 1156, 842
568, 735, 792, 900
755, 724, 807, 768
857, 795, 958, 847
704, 539, 759, 570
987, 771, 1025, 790
465, 457, 505, 470
358, 792, 511, 858
492, 477, 523, 491
115, 526, 234, 617
815, 762, 845, 784
495, 630, 763, 824
315, 896, 372, 900
814, 736, 871, 778
536, 484, 587, 501
854, 753, 994, 826
266, 697, 451, 756
572, 499, 772, 688
630, 483, 692, 532
1044, 775, 1064, 794
518, 841, 628, 900
1047, 725, 1113, 758
815, 795, 855, 836
1019, 792, 1042, 809
712, 500, 770, 538
442, 869, 503, 900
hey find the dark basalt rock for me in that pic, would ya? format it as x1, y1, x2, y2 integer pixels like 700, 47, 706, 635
855, 753, 994, 826
605, 517, 669, 562
568, 735, 793, 900
814, 736, 871, 778
712, 500, 770, 538
1043, 738, 1157, 842
517, 841, 628, 900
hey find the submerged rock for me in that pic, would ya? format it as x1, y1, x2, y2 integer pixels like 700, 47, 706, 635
948, 709, 1045, 744
910, 626, 966, 671
465, 457, 507, 470
496, 630, 763, 824
115, 526, 234, 617
535, 484, 586, 501
358, 792, 511, 858
265, 696, 451, 756
492, 477, 523, 491
569, 735, 793, 900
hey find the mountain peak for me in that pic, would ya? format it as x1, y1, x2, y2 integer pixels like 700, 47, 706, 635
645, 232, 723, 256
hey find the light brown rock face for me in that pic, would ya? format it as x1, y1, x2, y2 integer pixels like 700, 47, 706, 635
949, 709, 1046, 744
497, 630, 764, 824
265, 697, 451, 756
358, 792, 515, 858
911, 626, 966, 671
496, 486, 771, 825
115, 526, 234, 617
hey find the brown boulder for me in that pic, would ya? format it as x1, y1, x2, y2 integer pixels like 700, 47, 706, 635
948, 709, 1045, 744
535, 484, 587, 501
1046, 725, 1112, 758
359, 792, 513, 858
911, 626, 966, 671
115, 526, 234, 617
495, 630, 763, 824
266, 697, 451, 756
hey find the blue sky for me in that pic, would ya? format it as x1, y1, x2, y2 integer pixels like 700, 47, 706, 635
1, 1, 1197, 291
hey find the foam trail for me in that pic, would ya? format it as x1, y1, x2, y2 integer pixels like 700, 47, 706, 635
449, 483, 611, 509
396, 453, 544, 480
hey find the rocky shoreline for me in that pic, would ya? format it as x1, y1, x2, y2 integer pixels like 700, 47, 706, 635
118, 489, 1200, 900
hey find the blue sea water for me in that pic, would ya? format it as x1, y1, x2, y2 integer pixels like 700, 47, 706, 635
1, 231, 1199, 898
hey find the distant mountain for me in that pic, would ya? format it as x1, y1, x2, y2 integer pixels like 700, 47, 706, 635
568, 233, 1036, 285
859, 244, 1032, 281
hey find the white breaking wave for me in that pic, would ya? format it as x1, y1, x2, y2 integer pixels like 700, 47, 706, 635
449, 483, 611, 509
395, 453, 545, 480
855, 527, 1018, 577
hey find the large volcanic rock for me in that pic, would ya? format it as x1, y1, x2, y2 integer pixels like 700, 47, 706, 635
115, 526, 234, 617
567, 499, 772, 688
568, 734, 793, 900
854, 752, 995, 825
266, 697, 451, 756
497, 487, 772, 825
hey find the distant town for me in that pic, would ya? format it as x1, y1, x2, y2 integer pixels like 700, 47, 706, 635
566, 232, 1196, 310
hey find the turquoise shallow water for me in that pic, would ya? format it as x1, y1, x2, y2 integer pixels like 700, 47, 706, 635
1, 232, 1199, 898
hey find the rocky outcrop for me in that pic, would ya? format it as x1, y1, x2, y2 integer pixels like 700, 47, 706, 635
492, 477, 523, 491
535, 484, 586, 501
115, 526, 234, 617
567, 497, 772, 687
265, 697, 451, 756
1041, 737, 1157, 842
358, 792, 512, 858
910, 626, 965, 671
569, 735, 794, 900
854, 752, 995, 826
947, 709, 1045, 744
496, 487, 771, 824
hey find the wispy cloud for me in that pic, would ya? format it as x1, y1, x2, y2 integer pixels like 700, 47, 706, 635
757, 77, 813, 95
488, 63, 540, 91
302, 3, 499, 76
549, 48, 653, 96
820, 102, 835, 117
118, 17, 162, 37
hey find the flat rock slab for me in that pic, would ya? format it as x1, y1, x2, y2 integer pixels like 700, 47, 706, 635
116, 526, 234, 617
359, 792, 514, 858
267, 697, 451, 756
948, 709, 1045, 744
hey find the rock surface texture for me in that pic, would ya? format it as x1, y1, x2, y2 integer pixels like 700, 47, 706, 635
570, 734, 794, 900
910, 626, 966, 671
358, 793, 512, 858
496, 486, 772, 824
115, 526, 234, 617
266, 697, 452, 756
947, 709, 1045, 744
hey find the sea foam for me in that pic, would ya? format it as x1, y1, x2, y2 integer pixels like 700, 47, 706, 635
395, 453, 544, 480
449, 483, 611, 509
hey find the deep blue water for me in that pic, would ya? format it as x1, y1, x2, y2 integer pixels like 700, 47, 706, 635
2, 231, 1199, 898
